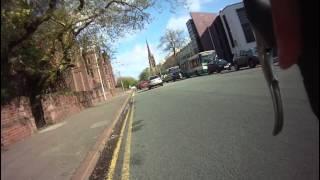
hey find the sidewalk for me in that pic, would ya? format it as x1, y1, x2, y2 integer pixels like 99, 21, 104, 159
1, 93, 131, 180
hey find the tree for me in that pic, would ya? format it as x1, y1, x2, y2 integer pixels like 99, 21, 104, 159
139, 67, 150, 81
1, 0, 185, 128
117, 77, 138, 89
139, 63, 166, 81
158, 29, 186, 57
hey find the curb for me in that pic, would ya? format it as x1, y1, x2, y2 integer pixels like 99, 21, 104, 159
71, 92, 133, 180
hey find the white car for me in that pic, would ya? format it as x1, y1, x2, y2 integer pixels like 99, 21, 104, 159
148, 75, 163, 89
130, 86, 137, 91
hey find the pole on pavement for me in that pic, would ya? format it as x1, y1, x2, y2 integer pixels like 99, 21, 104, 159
118, 71, 125, 92
93, 48, 107, 101
207, 27, 216, 51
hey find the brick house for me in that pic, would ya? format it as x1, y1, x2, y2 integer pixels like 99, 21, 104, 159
68, 47, 116, 97
186, 12, 217, 53
1, 46, 117, 147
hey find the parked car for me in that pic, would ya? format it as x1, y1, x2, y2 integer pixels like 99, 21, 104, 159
137, 80, 149, 90
148, 75, 163, 89
233, 48, 260, 71
208, 59, 232, 74
130, 86, 137, 91
166, 66, 183, 82
162, 73, 173, 83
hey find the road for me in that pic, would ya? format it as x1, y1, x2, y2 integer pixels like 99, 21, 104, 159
110, 65, 319, 180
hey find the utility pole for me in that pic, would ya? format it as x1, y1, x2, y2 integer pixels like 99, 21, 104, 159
207, 27, 216, 51
118, 71, 125, 92
93, 48, 107, 101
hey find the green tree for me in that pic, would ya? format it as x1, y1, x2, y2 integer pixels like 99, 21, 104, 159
139, 67, 150, 81
117, 77, 138, 89
1, 0, 185, 128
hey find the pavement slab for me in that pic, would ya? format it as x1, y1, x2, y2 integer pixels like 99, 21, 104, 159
1, 93, 130, 180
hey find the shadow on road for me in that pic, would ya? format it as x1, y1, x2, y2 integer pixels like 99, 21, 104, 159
132, 120, 144, 133
209, 66, 262, 76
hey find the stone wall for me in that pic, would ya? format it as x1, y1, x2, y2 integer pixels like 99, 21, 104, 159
1, 97, 37, 147
41, 94, 84, 125
1, 90, 116, 148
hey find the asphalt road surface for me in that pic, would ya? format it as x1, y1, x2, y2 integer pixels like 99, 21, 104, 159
117, 66, 319, 180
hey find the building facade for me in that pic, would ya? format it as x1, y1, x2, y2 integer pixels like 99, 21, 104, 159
209, 15, 233, 62
68, 47, 116, 97
176, 42, 196, 66
186, 12, 217, 53
219, 2, 257, 57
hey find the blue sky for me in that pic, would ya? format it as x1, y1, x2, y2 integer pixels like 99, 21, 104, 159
112, 0, 241, 79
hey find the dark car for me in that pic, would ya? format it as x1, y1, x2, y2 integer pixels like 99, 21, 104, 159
208, 59, 232, 74
233, 48, 260, 70
164, 66, 183, 82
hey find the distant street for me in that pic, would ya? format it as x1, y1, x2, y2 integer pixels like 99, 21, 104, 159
112, 65, 319, 180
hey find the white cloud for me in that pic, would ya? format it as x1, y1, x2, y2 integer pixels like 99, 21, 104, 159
166, 0, 215, 31
186, 0, 201, 11
185, 0, 213, 11
166, 15, 190, 31
113, 43, 166, 79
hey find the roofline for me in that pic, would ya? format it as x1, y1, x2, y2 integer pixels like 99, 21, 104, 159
220, 2, 243, 12
189, 12, 218, 18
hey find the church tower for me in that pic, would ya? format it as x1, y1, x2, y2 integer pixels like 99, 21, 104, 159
146, 40, 157, 76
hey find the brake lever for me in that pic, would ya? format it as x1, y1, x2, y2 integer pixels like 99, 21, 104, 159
258, 46, 284, 136
243, 0, 284, 136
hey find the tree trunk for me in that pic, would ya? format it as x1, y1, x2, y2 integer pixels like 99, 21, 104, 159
29, 94, 46, 129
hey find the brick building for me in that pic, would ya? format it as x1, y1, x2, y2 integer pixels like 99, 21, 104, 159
1, 46, 117, 147
210, 15, 233, 62
68, 47, 116, 97
162, 54, 178, 70
186, 12, 217, 53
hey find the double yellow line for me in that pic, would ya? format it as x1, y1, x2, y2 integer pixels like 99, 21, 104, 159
106, 93, 135, 180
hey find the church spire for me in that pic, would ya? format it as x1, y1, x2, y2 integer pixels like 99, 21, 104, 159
146, 40, 157, 75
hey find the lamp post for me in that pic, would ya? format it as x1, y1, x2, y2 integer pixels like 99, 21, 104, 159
93, 48, 107, 101
118, 70, 125, 92
112, 61, 125, 92
207, 27, 216, 50
81, 46, 107, 101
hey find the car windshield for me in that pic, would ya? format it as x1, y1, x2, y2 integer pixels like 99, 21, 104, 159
218, 59, 228, 64
3, 1, 317, 180
168, 67, 179, 73
201, 54, 214, 63
149, 76, 158, 80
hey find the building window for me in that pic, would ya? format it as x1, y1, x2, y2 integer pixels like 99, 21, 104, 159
236, 8, 255, 43
222, 15, 235, 47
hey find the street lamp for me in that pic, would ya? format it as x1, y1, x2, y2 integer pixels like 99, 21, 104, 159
112, 61, 125, 92
118, 70, 125, 92
81, 46, 107, 101
93, 48, 107, 101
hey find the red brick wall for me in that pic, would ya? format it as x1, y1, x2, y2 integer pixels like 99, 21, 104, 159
41, 90, 112, 125
1, 97, 37, 147
41, 94, 84, 124
1, 90, 115, 148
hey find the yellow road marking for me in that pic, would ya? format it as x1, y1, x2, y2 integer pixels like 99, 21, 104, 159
106, 103, 130, 180
121, 95, 134, 180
